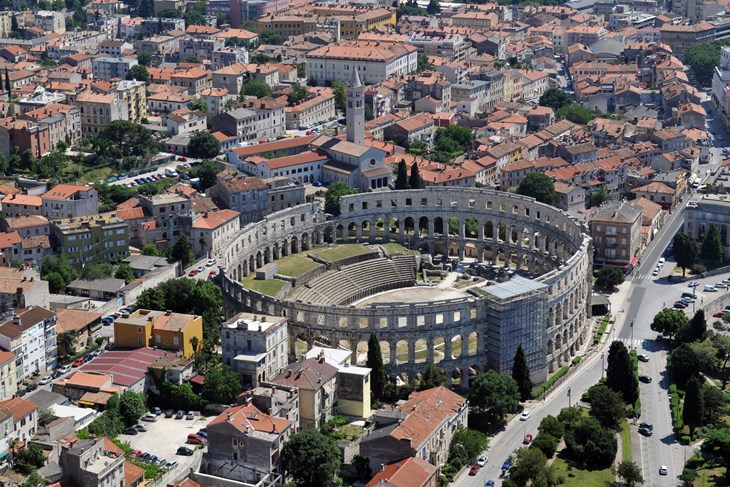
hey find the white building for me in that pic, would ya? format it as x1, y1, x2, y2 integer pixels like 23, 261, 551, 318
91, 56, 138, 81
75, 91, 128, 137
34, 10, 65, 34
221, 313, 288, 388
0, 307, 57, 382
306, 41, 418, 84
0, 397, 38, 443
713, 46, 730, 130
192, 209, 241, 257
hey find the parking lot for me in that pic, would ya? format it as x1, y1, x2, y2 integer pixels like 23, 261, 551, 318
120, 413, 212, 474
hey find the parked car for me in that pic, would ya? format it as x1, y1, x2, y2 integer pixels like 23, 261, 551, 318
688, 281, 699, 288
141, 413, 158, 422
187, 434, 205, 444
140, 453, 151, 462
469, 465, 480, 476
177, 447, 194, 456
186, 411, 195, 420
148, 456, 158, 465
705, 285, 718, 292
83, 354, 94, 362
26, 383, 38, 391
681, 292, 697, 299
196, 429, 207, 438
151, 407, 162, 415
519, 412, 531, 421
485, 481, 495, 487
673, 302, 687, 309
715, 311, 728, 318
175, 410, 185, 419
93, 348, 103, 356
659, 466, 668, 475
639, 422, 654, 431
638, 426, 653, 436
188, 269, 198, 277
39, 376, 52, 385
639, 375, 652, 383
134, 424, 148, 432
477, 456, 488, 467
58, 364, 71, 374
206, 259, 216, 267
718, 282, 728, 289
72, 358, 85, 367
208, 271, 217, 278
166, 461, 178, 470
523, 434, 533, 444
196, 265, 204, 273
637, 354, 649, 362
502, 458, 513, 470
123, 427, 139, 435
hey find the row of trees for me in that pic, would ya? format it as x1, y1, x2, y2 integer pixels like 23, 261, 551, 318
394, 160, 425, 190
673, 229, 724, 276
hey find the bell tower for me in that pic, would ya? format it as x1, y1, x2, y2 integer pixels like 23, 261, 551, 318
346, 66, 364, 146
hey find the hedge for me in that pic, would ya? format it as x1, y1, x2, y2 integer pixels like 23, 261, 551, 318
572, 355, 581, 365
594, 315, 611, 344
531, 365, 570, 400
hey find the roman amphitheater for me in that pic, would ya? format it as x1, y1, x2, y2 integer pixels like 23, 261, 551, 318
220, 187, 593, 387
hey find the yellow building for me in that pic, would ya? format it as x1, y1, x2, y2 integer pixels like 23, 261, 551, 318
337, 366, 371, 419
113, 309, 203, 357
257, 6, 395, 40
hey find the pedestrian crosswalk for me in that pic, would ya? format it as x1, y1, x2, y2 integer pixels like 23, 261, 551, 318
632, 273, 659, 281
611, 337, 663, 352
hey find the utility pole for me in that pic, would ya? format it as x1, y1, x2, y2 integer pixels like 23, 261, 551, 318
630, 320, 634, 349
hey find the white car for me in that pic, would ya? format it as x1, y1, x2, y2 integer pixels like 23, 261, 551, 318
206, 259, 216, 267
659, 465, 668, 475
477, 456, 488, 467
519, 412, 531, 421
652, 268, 660, 276
58, 364, 71, 374
705, 285, 718, 292
658, 257, 666, 265
39, 376, 52, 385
718, 282, 729, 289
689, 281, 699, 288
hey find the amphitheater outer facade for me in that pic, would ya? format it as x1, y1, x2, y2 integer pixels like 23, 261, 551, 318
220, 187, 593, 387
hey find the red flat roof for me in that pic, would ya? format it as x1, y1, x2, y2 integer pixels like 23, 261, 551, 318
78, 347, 170, 388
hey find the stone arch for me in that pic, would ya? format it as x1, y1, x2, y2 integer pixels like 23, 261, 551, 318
498, 223, 506, 242
419, 216, 429, 237
324, 226, 334, 244
555, 333, 562, 350
467, 332, 478, 356
484, 220, 494, 239
380, 341, 392, 365
301, 232, 310, 251
336, 224, 345, 242
414, 338, 427, 364
356, 341, 368, 365
396, 340, 409, 364
434, 216, 444, 236
404, 216, 415, 235
451, 335, 463, 359
510, 225, 518, 245
256, 251, 263, 269
347, 222, 357, 241
290, 235, 298, 254
432, 337, 445, 363
547, 339, 554, 354
464, 217, 478, 238
448, 216, 459, 236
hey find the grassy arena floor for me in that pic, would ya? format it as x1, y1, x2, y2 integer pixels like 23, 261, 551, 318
381, 243, 419, 255
241, 275, 288, 296
271, 253, 320, 277
310, 244, 373, 262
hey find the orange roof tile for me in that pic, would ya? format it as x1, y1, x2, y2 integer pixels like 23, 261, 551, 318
192, 209, 240, 230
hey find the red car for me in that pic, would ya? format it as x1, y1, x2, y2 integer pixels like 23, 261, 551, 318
72, 358, 85, 367
714, 311, 727, 318
130, 449, 141, 457
188, 269, 198, 277
177, 156, 187, 162
673, 301, 687, 309
469, 465, 480, 476
523, 434, 533, 444
208, 270, 217, 278
187, 433, 206, 444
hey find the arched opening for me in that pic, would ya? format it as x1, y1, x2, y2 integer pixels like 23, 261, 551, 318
356, 341, 369, 365
396, 340, 409, 364
419, 216, 429, 237
414, 338, 427, 364
448, 217, 460, 237
451, 335, 463, 359
348, 222, 357, 241
484, 221, 494, 239
464, 217, 478, 238
404, 217, 415, 236
498, 223, 506, 242
380, 341, 392, 365
434, 217, 444, 236
467, 332, 478, 356
336, 225, 345, 242
433, 337, 445, 363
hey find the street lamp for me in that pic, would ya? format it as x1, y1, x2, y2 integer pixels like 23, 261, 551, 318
567, 388, 572, 407
630, 320, 634, 349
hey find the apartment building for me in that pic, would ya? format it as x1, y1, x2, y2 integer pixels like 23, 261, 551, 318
685, 195, 730, 259
75, 91, 129, 137
192, 209, 241, 257
589, 200, 643, 266
285, 91, 336, 130
0, 397, 38, 443
20, 103, 82, 148
1, 194, 42, 217
50, 214, 129, 265
91, 56, 138, 81
114, 309, 203, 356
0, 352, 17, 401
41, 184, 98, 220
257, 7, 394, 39
166, 107, 207, 136
214, 99, 286, 142
0, 118, 51, 159
221, 313, 288, 388
171, 68, 213, 95
115, 80, 148, 124
35, 10, 65, 34
306, 41, 418, 84
0, 307, 57, 381
59, 438, 125, 487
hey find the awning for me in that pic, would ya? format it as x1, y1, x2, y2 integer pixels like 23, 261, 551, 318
78, 401, 94, 407
0, 450, 10, 461
629, 257, 638, 266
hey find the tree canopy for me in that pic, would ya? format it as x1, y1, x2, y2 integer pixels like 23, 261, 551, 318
702, 224, 724, 266
171, 234, 195, 267
288, 84, 309, 104
324, 182, 357, 216
118, 390, 146, 425
538, 88, 572, 111
433, 125, 474, 161
674, 233, 698, 276
366, 333, 385, 401
468, 371, 520, 427
595, 265, 625, 289
188, 132, 221, 160
606, 340, 638, 404
588, 384, 626, 430
41, 256, 78, 293
188, 159, 223, 190
686, 40, 730, 86
448, 428, 488, 469
683, 375, 704, 435
92, 121, 158, 162
281, 429, 341, 487
418, 364, 446, 390
203, 366, 242, 404
126, 64, 150, 83
651, 308, 690, 340
240, 79, 273, 99
512, 344, 532, 401
564, 416, 617, 468
517, 172, 556, 205
614, 461, 644, 487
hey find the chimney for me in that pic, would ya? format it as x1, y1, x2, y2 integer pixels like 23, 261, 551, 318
295, 370, 302, 380
12, 315, 20, 325
165, 310, 172, 315
227, 411, 233, 421
286, 369, 291, 378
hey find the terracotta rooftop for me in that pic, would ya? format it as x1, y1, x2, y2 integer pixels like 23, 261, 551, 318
192, 209, 240, 230
0, 396, 38, 422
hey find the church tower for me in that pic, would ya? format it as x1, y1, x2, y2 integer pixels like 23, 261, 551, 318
346, 66, 364, 146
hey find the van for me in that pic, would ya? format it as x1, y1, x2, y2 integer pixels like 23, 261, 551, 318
164, 167, 178, 178
692, 177, 702, 188
187, 433, 205, 444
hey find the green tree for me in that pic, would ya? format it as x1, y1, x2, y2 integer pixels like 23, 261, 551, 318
240, 79, 272, 99
509, 447, 555, 486
114, 263, 135, 284
281, 429, 341, 487
189, 98, 208, 114
409, 162, 423, 189
180, 55, 201, 63
126, 64, 150, 83
687, 310, 707, 343
606, 341, 638, 404
366, 333, 385, 401
331, 81, 346, 112
202, 366, 242, 404
171, 234, 195, 266
468, 371, 520, 427
564, 416, 617, 468
41, 256, 78, 293
188, 158, 222, 189
4, 68, 10, 98
426, 0, 441, 13
651, 308, 690, 340
287, 84, 309, 104
590, 187, 612, 207
187, 132, 221, 160
324, 181, 356, 216
93, 120, 158, 161
517, 173, 556, 205
614, 461, 644, 487
364, 104, 374, 121
259, 30, 283, 45
702, 224, 724, 266
531, 433, 559, 458
79, 262, 114, 280
538, 415, 565, 439
140, 243, 159, 256
15, 444, 45, 473
448, 428, 488, 468
588, 384, 626, 430
556, 104, 605, 124
673, 233, 698, 276
395, 159, 408, 189
418, 364, 446, 390
433, 125, 473, 158
702, 384, 727, 424
416, 53, 433, 72
595, 265, 625, 289
538, 87, 572, 111
685, 40, 730, 86
136, 286, 166, 310
683, 375, 704, 435
137, 51, 152, 66
118, 390, 146, 425
22, 470, 46, 487
557, 406, 583, 431
512, 344, 532, 401
670, 343, 704, 388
